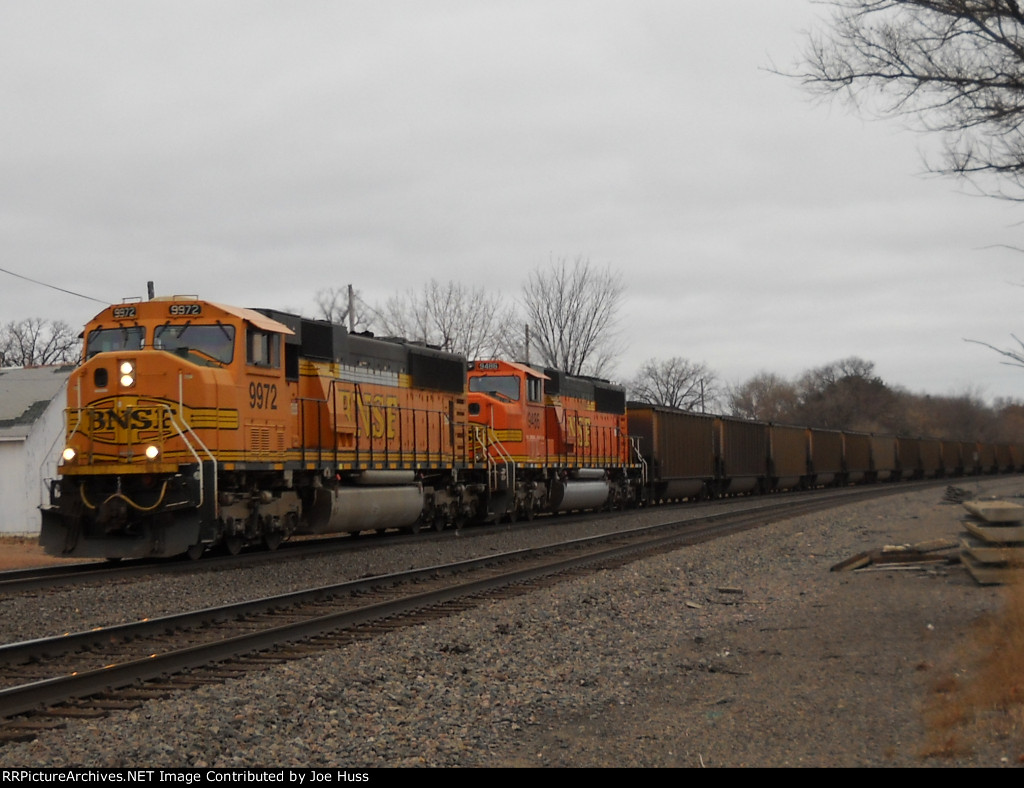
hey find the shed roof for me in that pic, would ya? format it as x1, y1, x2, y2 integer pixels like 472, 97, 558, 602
0, 365, 72, 440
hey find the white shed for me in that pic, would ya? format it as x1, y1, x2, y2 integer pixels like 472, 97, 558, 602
0, 365, 71, 535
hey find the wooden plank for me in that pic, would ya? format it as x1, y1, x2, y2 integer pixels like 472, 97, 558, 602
856, 561, 947, 572
830, 553, 871, 572
831, 534, 961, 572
910, 538, 959, 553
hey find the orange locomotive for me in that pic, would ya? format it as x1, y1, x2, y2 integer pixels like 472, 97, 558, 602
466, 359, 640, 520
41, 296, 486, 559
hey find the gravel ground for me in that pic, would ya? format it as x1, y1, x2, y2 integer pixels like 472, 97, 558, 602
2, 477, 1023, 768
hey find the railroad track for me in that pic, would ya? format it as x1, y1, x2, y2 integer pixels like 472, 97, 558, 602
0, 479, 958, 595
0, 501, 677, 594
0, 481, 937, 742
0, 530, 458, 595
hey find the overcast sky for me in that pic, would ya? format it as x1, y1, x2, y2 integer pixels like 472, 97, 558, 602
3, 1, 1024, 402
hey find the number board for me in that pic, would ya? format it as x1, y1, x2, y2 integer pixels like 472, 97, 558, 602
112, 306, 137, 319
168, 303, 202, 317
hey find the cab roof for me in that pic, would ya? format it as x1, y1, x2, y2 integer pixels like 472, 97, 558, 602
471, 359, 549, 379
95, 298, 293, 336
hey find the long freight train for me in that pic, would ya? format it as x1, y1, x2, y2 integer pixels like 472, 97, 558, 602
39, 296, 1021, 560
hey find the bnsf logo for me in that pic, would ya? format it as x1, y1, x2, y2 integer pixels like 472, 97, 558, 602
76, 397, 239, 445
89, 407, 175, 434
335, 392, 401, 439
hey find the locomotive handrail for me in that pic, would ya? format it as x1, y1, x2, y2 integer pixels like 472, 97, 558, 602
471, 424, 516, 496
320, 379, 472, 472
64, 409, 85, 455
354, 382, 366, 467
630, 435, 648, 486
153, 400, 218, 513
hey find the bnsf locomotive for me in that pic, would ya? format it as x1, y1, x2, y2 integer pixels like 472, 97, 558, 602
40, 296, 639, 559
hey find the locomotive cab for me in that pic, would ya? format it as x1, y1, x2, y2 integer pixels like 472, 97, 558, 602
41, 297, 297, 559
467, 360, 547, 463
467, 360, 637, 518
466, 360, 549, 519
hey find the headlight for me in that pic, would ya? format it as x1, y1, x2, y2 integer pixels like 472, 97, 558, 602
145, 445, 160, 460
119, 360, 135, 388
62, 447, 76, 462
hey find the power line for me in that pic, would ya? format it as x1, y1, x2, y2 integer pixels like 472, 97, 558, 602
0, 265, 108, 304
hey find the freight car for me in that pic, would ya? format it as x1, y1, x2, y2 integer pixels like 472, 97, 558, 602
626, 404, 1021, 502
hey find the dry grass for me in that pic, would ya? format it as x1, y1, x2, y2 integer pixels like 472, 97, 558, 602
922, 577, 1024, 761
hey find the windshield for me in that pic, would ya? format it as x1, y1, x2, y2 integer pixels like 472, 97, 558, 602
154, 323, 235, 365
469, 375, 520, 402
86, 327, 146, 358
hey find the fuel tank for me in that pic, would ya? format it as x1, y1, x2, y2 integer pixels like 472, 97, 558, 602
547, 479, 610, 513
303, 484, 424, 534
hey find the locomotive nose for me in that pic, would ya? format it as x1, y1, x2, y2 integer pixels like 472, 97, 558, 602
97, 496, 129, 531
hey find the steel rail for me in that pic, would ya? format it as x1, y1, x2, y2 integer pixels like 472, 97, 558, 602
0, 478, 956, 595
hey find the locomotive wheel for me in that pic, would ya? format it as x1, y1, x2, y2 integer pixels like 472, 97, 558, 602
186, 543, 205, 561
224, 535, 244, 556
264, 532, 283, 551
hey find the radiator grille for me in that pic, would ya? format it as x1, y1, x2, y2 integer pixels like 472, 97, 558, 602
250, 427, 271, 454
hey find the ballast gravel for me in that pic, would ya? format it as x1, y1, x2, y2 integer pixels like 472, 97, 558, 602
2, 478, 1023, 768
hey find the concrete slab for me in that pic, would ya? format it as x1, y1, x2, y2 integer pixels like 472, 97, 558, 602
962, 500, 1024, 523
961, 539, 1024, 565
963, 518, 1024, 544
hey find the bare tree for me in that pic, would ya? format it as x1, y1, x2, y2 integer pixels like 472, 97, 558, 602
793, 357, 901, 431
521, 256, 625, 377
0, 318, 81, 367
375, 279, 517, 361
993, 396, 1024, 442
795, 0, 1024, 197
726, 372, 800, 422
965, 334, 1024, 368
628, 357, 720, 412
314, 286, 375, 333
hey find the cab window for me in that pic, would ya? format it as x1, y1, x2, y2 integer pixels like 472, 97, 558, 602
155, 324, 235, 365
470, 375, 520, 402
86, 327, 146, 358
247, 328, 281, 368
527, 377, 543, 403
